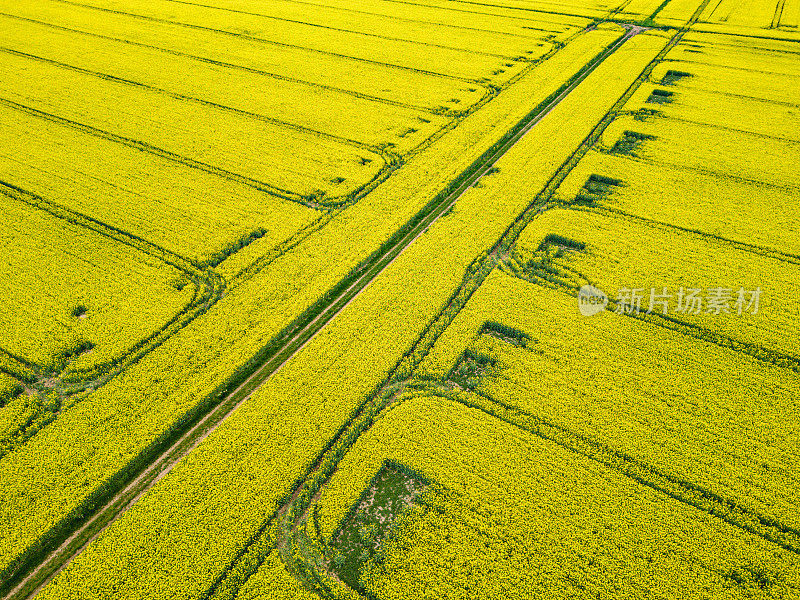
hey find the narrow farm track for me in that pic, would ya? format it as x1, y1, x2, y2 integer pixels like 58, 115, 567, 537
1, 25, 644, 600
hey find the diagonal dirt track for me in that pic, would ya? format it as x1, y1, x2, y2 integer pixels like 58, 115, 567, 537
1, 24, 644, 600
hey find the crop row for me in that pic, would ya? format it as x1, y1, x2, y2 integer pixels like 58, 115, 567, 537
0, 4, 489, 114
510, 207, 800, 361
0, 20, 451, 152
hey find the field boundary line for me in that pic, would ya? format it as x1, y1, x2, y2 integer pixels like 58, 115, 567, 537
667, 58, 800, 74
677, 35, 800, 55
0, 181, 224, 384
772, 0, 787, 28
243, 0, 556, 37
225, 20, 599, 284
378, 0, 610, 23
502, 251, 800, 373
201, 25, 670, 600
652, 82, 800, 107
578, 203, 800, 266
590, 127, 800, 192
260, 3, 719, 594
644, 68, 800, 105
600, 149, 800, 191
689, 25, 800, 42
652, 114, 800, 143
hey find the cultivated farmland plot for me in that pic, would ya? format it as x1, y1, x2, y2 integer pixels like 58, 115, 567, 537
0, 0, 798, 598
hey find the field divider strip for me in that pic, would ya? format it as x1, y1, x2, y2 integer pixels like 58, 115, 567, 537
262, 6, 721, 593
1, 24, 643, 600
202, 25, 672, 600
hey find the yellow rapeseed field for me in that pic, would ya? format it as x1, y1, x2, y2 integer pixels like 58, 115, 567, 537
3, 0, 799, 598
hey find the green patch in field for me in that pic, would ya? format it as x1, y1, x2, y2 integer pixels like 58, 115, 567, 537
397, 127, 419, 138
634, 107, 661, 121
645, 88, 674, 105
610, 130, 657, 156
573, 174, 623, 206
723, 564, 780, 591
70, 304, 88, 319
503, 235, 587, 291
328, 462, 429, 592
448, 349, 496, 390
480, 321, 530, 348
660, 70, 692, 85
537, 232, 587, 253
